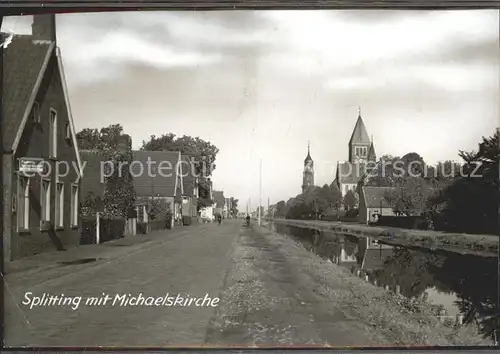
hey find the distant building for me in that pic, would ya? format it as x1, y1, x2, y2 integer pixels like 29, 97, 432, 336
302, 142, 314, 193
212, 190, 225, 217
358, 186, 396, 224
199, 178, 214, 222
334, 109, 377, 203
131, 150, 184, 229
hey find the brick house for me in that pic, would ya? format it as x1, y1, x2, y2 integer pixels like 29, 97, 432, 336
2, 15, 83, 260
131, 150, 183, 229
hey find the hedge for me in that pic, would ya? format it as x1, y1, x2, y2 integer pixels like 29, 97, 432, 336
377, 216, 430, 230
80, 216, 126, 245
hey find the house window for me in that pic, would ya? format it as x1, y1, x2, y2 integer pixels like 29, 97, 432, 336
18, 177, 31, 230
55, 182, 64, 228
49, 109, 58, 158
32, 102, 41, 123
65, 122, 71, 140
40, 179, 51, 222
70, 184, 79, 227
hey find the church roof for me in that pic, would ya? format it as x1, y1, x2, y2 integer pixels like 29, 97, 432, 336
367, 141, 376, 160
349, 114, 371, 146
304, 143, 313, 164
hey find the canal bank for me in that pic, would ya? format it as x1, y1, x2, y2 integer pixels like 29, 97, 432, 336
269, 221, 498, 344
271, 219, 498, 258
208, 222, 492, 346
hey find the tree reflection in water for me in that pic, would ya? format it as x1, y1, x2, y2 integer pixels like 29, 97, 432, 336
272, 222, 498, 340
373, 247, 498, 340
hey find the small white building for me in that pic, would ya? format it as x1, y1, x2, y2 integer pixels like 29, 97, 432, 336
358, 186, 397, 224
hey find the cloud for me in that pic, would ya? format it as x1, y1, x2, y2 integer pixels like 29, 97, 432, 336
4, 10, 498, 205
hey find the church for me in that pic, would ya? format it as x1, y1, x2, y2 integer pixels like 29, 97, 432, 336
333, 109, 376, 199
302, 142, 314, 193
299, 109, 377, 201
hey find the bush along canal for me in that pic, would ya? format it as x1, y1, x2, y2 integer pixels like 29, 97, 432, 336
270, 222, 499, 344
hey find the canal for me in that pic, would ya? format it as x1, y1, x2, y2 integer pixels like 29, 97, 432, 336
269, 222, 498, 342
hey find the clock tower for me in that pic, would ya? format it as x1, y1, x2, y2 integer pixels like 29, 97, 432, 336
302, 142, 314, 193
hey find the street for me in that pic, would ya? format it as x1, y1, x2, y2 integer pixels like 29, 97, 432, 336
4, 220, 488, 347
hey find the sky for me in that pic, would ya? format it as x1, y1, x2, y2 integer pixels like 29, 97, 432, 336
3, 10, 499, 208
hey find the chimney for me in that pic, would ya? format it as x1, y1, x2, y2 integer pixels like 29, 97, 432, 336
32, 15, 56, 42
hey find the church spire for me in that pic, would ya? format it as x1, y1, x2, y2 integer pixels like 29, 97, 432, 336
304, 141, 313, 165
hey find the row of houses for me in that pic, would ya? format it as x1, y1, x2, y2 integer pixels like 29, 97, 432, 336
81, 148, 203, 229
207, 191, 236, 220
1, 15, 217, 261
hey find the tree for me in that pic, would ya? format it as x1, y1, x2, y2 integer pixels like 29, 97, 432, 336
286, 184, 343, 220
76, 124, 136, 219
385, 176, 433, 217
275, 200, 286, 218
363, 155, 401, 187
141, 134, 219, 210
343, 190, 357, 211
230, 198, 239, 216
76, 124, 128, 151
428, 130, 498, 234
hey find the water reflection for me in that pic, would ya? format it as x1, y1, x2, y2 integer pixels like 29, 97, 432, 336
271, 222, 498, 341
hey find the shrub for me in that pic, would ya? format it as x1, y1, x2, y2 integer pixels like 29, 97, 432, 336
80, 216, 125, 244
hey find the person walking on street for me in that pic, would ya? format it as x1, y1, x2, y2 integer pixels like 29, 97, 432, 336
217, 213, 222, 226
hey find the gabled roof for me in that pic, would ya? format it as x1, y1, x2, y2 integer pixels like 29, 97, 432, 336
361, 186, 395, 208
336, 161, 369, 185
349, 114, 371, 146
2, 35, 53, 151
132, 150, 182, 198
367, 141, 376, 161
3, 34, 83, 179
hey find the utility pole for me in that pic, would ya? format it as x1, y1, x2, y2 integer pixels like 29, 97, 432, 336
0, 15, 5, 347
258, 158, 262, 226
267, 196, 270, 221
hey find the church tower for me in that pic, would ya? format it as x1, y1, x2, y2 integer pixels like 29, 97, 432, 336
348, 108, 372, 164
367, 137, 377, 162
302, 142, 314, 193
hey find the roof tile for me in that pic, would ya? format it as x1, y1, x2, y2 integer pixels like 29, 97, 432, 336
132, 150, 181, 198
3, 35, 52, 151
